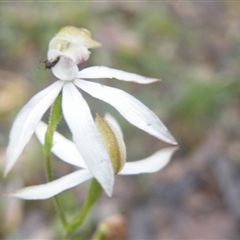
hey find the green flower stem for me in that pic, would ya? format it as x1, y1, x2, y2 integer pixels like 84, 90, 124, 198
91, 225, 106, 240
66, 179, 102, 234
43, 94, 68, 229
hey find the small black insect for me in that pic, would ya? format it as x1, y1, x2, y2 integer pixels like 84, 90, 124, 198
44, 57, 60, 69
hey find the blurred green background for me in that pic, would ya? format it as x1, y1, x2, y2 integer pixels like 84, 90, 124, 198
1, 2, 240, 239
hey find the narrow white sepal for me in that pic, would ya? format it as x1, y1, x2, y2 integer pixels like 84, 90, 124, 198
4, 81, 64, 176
119, 147, 178, 175
7, 169, 92, 200
35, 121, 87, 168
62, 82, 114, 196
75, 80, 177, 145
77, 66, 160, 84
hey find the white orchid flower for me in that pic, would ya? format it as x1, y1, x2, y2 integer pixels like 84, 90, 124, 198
8, 115, 178, 200
5, 26, 177, 197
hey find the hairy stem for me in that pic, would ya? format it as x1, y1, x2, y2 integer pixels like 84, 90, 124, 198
66, 179, 102, 235
43, 94, 68, 229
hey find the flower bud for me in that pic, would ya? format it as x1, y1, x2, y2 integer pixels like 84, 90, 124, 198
95, 114, 126, 174
96, 214, 127, 240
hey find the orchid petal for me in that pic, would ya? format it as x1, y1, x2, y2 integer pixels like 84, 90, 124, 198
119, 147, 177, 175
62, 83, 114, 196
8, 169, 92, 200
4, 81, 64, 176
35, 121, 87, 168
77, 66, 159, 84
75, 80, 177, 145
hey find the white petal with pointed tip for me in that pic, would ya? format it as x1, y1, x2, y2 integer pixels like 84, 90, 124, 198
62, 82, 114, 196
75, 80, 177, 145
77, 66, 159, 84
35, 121, 86, 168
119, 147, 177, 175
5, 81, 64, 176
8, 169, 92, 200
